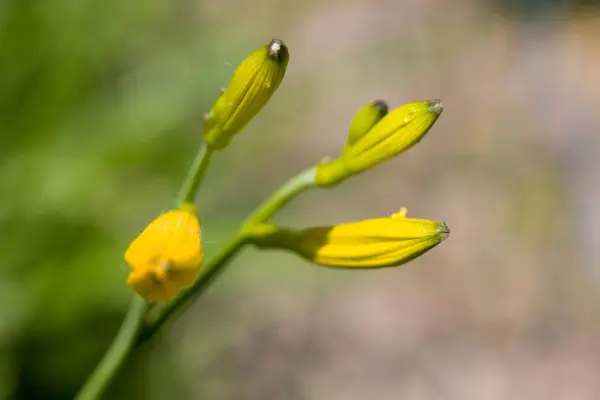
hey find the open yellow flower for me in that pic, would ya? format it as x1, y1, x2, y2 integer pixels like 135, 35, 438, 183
125, 203, 203, 303
247, 208, 449, 269
204, 38, 290, 149
316, 99, 443, 187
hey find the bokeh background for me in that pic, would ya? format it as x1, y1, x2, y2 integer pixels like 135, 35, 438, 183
2, 0, 600, 398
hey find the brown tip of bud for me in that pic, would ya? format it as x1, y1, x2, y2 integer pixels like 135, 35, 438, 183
438, 222, 450, 240
373, 99, 389, 115
428, 99, 444, 115
268, 39, 288, 60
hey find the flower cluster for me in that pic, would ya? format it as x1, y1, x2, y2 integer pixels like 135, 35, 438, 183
125, 38, 448, 303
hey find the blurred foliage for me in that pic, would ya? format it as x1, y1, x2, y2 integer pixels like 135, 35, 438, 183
492, 0, 600, 17
0, 0, 246, 398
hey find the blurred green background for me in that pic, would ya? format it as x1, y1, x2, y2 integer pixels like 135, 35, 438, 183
2, 0, 600, 398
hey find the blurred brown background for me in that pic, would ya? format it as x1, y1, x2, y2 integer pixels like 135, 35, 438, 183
2, 0, 600, 399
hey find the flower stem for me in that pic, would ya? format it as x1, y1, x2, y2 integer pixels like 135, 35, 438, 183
140, 166, 317, 339
178, 142, 214, 205
241, 167, 317, 230
76, 160, 316, 399
74, 141, 214, 400
74, 296, 146, 400
137, 234, 247, 343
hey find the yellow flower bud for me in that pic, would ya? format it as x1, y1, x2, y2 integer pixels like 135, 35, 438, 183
316, 99, 443, 187
248, 208, 449, 269
204, 39, 290, 149
343, 100, 388, 155
125, 203, 203, 303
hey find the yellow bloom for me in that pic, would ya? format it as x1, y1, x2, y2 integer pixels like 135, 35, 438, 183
204, 39, 290, 149
316, 99, 443, 187
248, 208, 449, 269
125, 203, 203, 303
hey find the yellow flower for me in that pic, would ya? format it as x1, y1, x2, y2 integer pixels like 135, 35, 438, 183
316, 99, 443, 187
204, 39, 290, 149
125, 203, 203, 303
248, 208, 449, 269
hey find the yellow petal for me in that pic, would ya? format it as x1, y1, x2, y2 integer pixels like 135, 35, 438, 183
125, 203, 203, 302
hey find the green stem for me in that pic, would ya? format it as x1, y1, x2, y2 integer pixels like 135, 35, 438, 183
75, 142, 213, 400
137, 234, 247, 343
76, 161, 315, 399
74, 296, 146, 400
241, 166, 317, 229
177, 142, 214, 204
141, 166, 317, 338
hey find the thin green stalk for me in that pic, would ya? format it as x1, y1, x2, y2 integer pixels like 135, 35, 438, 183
178, 142, 214, 204
74, 296, 146, 400
76, 158, 315, 398
75, 142, 214, 400
241, 166, 317, 230
141, 166, 317, 338
137, 234, 247, 343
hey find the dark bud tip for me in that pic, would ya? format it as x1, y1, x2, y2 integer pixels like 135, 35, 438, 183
439, 222, 450, 240
373, 99, 389, 115
268, 39, 288, 60
428, 99, 444, 116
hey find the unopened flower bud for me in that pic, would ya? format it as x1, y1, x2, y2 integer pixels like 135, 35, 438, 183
204, 39, 289, 149
343, 99, 388, 155
248, 208, 449, 269
316, 99, 443, 187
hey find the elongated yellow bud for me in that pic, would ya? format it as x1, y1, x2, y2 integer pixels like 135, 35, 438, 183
204, 39, 290, 149
125, 203, 203, 303
316, 99, 443, 187
343, 99, 388, 155
248, 208, 449, 269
